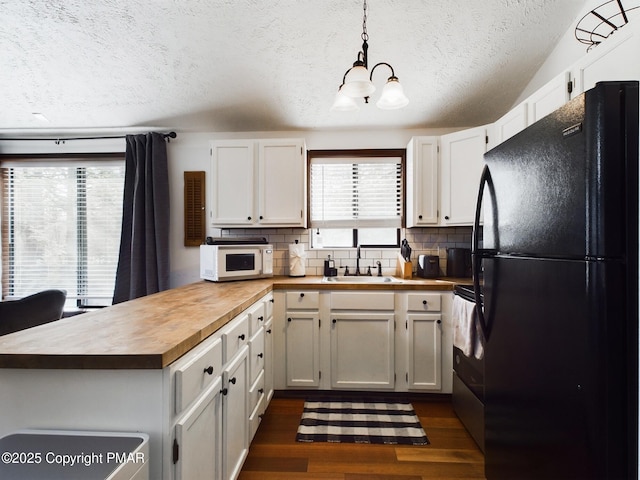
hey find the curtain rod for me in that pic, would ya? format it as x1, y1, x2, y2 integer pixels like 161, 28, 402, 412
0, 131, 177, 143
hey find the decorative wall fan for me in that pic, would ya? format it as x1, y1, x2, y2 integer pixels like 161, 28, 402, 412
575, 0, 640, 50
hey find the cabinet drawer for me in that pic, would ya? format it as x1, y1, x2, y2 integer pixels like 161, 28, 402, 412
331, 292, 395, 310
175, 337, 222, 414
221, 313, 249, 364
247, 301, 266, 337
249, 369, 265, 414
286, 291, 319, 309
249, 328, 265, 385
249, 388, 265, 442
407, 293, 441, 312
264, 293, 274, 320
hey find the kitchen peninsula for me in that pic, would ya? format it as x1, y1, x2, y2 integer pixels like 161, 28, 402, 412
0, 276, 467, 479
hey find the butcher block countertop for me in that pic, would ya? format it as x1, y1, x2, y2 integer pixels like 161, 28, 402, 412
0, 276, 471, 370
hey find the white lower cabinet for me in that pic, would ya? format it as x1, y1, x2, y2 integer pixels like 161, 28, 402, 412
264, 318, 274, 402
285, 311, 321, 387
273, 289, 452, 394
170, 333, 224, 480
330, 292, 395, 390
406, 314, 442, 390
330, 312, 395, 389
222, 344, 249, 480
171, 292, 272, 480
173, 378, 223, 480
404, 293, 443, 391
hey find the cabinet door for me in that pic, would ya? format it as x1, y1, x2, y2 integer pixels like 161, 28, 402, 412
264, 319, 274, 402
222, 345, 249, 480
406, 136, 439, 227
210, 140, 255, 226
572, 30, 640, 96
174, 377, 222, 480
526, 71, 571, 124
258, 139, 306, 226
330, 313, 395, 389
407, 314, 442, 390
285, 312, 320, 387
248, 327, 265, 386
493, 102, 528, 146
440, 126, 487, 225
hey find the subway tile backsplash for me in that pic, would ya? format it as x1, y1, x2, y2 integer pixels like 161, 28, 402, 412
210, 227, 472, 277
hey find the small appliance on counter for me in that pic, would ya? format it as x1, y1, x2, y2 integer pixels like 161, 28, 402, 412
200, 237, 273, 282
417, 254, 440, 278
323, 255, 337, 277
446, 248, 471, 277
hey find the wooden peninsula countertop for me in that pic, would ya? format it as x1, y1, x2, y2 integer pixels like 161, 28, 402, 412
0, 276, 471, 370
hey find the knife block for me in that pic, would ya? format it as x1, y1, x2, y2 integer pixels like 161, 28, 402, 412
396, 253, 413, 279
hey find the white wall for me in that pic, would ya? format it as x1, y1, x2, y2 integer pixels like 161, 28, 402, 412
166, 127, 459, 287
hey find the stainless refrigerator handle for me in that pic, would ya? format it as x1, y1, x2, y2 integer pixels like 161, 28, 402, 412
472, 164, 491, 339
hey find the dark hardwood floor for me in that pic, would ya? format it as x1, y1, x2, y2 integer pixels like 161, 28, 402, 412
239, 395, 486, 480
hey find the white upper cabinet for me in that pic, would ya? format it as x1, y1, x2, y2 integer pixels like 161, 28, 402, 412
571, 28, 640, 97
210, 138, 307, 228
258, 139, 307, 226
210, 140, 255, 226
492, 102, 528, 147
526, 71, 571, 125
489, 24, 640, 153
406, 136, 439, 227
440, 126, 488, 226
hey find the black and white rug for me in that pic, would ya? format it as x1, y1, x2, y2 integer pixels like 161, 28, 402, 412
295, 398, 429, 445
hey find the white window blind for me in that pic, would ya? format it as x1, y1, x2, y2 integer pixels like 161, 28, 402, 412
1, 160, 125, 306
310, 157, 402, 228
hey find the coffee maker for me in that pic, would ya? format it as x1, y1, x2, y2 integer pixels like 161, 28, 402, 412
446, 248, 472, 277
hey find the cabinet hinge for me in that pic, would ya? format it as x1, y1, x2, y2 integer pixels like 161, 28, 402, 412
210, 148, 212, 156
394, 373, 396, 382
319, 319, 321, 328
405, 320, 408, 330
437, 145, 440, 153
172, 438, 179, 464
319, 370, 322, 380
567, 80, 573, 94
485, 135, 489, 144
406, 372, 409, 383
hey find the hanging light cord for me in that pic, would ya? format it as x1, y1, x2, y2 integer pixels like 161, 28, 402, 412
361, 0, 369, 43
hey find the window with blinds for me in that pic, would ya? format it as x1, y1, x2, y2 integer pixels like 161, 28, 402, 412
1, 159, 125, 307
309, 150, 404, 248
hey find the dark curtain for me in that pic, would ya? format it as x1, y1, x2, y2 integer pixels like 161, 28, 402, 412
113, 132, 170, 304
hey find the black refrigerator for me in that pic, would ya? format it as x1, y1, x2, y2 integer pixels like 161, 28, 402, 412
473, 81, 639, 479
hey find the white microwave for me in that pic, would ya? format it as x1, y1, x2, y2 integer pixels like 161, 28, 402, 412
200, 244, 273, 282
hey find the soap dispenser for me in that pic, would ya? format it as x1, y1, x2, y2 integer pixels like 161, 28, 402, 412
323, 255, 337, 277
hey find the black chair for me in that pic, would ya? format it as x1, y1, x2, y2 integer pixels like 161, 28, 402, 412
0, 289, 67, 336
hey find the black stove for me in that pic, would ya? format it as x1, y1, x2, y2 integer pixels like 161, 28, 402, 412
452, 284, 485, 452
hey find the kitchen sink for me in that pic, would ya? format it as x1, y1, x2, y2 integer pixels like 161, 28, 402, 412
322, 276, 401, 283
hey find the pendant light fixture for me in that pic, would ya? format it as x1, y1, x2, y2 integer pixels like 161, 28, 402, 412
331, 0, 409, 111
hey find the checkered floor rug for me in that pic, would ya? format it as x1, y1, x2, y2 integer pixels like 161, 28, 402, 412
295, 398, 429, 445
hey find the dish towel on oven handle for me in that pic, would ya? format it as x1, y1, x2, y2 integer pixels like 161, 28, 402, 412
452, 294, 484, 359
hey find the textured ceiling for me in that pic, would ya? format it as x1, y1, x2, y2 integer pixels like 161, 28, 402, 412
1, 0, 587, 133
